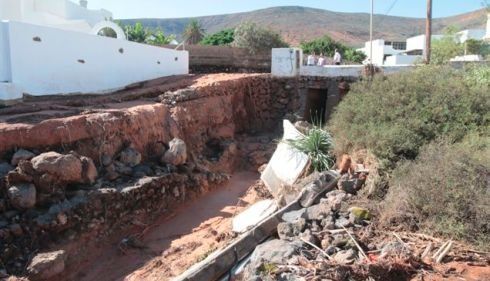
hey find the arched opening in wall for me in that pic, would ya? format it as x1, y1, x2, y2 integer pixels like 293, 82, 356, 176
97, 27, 118, 38
91, 21, 126, 40
304, 88, 328, 124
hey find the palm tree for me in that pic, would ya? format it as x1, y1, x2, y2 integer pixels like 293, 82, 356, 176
183, 20, 205, 44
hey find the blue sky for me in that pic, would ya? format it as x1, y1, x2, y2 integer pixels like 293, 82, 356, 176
85, 0, 486, 19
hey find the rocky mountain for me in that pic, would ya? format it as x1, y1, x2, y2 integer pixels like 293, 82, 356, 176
119, 6, 487, 47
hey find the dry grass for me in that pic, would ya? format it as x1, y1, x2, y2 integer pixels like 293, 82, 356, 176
382, 136, 490, 249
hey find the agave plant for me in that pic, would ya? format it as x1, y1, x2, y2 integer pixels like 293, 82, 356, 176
287, 126, 335, 172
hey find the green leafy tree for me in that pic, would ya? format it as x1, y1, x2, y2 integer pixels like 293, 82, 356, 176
300, 35, 366, 63
124, 22, 150, 43
201, 29, 235, 46
232, 22, 288, 54
183, 20, 205, 45
344, 49, 367, 64
146, 29, 176, 46
300, 35, 343, 56
431, 26, 464, 64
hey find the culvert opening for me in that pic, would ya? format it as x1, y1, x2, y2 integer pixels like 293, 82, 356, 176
304, 88, 328, 124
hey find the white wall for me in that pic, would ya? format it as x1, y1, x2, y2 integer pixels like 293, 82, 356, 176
0, 0, 111, 33
1, 21, 188, 99
407, 34, 444, 54
0, 21, 10, 82
385, 55, 421, 66
358, 39, 386, 65
300, 65, 363, 77
457, 29, 486, 43
271, 48, 302, 77
299, 65, 414, 77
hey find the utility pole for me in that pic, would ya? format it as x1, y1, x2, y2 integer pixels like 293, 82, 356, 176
425, 0, 432, 64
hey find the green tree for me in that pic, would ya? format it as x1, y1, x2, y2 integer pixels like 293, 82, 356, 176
344, 49, 367, 64
232, 22, 288, 54
183, 20, 205, 45
300, 35, 343, 56
201, 29, 235, 46
431, 26, 464, 64
124, 22, 150, 43
146, 29, 176, 46
300, 35, 366, 63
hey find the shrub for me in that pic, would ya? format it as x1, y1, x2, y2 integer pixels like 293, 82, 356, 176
465, 39, 490, 57
232, 22, 288, 54
328, 65, 489, 168
288, 127, 335, 172
145, 29, 176, 46
431, 26, 464, 65
201, 29, 235, 46
464, 64, 490, 88
344, 48, 367, 64
383, 137, 490, 248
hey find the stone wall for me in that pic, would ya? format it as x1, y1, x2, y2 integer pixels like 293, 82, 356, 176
167, 45, 271, 74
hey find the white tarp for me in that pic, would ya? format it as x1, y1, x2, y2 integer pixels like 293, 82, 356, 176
260, 120, 309, 198
232, 199, 278, 233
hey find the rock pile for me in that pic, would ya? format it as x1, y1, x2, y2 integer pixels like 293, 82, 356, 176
241, 172, 376, 280
0, 139, 230, 278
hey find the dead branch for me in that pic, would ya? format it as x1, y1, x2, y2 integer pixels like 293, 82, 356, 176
299, 237, 332, 260
342, 226, 368, 261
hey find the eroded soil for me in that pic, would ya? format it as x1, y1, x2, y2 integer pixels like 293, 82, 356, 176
63, 171, 261, 281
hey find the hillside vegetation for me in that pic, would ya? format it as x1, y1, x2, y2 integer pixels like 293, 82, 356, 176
119, 6, 487, 46
328, 64, 490, 248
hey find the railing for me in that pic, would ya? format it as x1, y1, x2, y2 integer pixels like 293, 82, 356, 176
174, 39, 186, 51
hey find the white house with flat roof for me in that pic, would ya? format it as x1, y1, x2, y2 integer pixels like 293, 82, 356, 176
358, 13, 490, 66
0, 0, 189, 101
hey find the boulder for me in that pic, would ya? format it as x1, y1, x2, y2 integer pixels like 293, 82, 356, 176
162, 138, 187, 166
119, 147, 142, 167
298, 171, 338, 208
248, 239, 302, 268
31, 152, 82, 183
8, 183, 36, 209
281, 208, 307, 223
11, 149, 36, 166
277, 222, 294, 240
0, 162, 14, 177
27, 250, 66, 280
132, 164, 153, 178
277, 219, 306, 240
101, 154, 112, 167
80, 156, 98, 184
305, 202, 332, 220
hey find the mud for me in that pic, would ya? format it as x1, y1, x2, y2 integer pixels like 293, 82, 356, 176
64, 171, 260, 281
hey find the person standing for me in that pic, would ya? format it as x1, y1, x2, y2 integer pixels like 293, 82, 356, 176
317, 53, 326, 66
333, 49, 342, 65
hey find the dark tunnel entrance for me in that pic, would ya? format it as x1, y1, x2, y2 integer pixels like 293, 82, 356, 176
304, 88, 328, 124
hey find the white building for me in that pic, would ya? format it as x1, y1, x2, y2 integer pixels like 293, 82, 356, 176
1, 0, 189, 101
357, 39, 406, 65
358, 12, 490, 66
